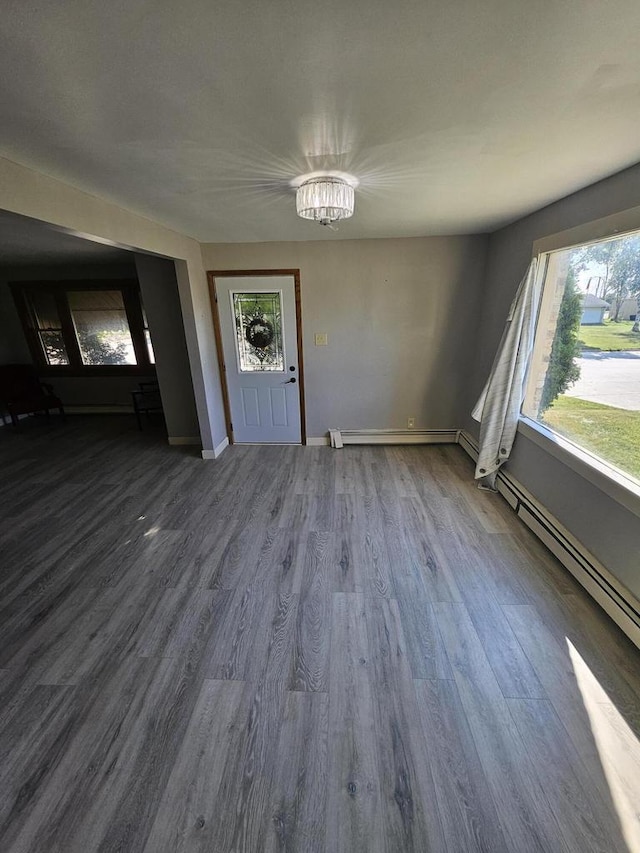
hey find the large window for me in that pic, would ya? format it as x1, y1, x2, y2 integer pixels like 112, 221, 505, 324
11, 280, 154, 375
524, 233, 640, 485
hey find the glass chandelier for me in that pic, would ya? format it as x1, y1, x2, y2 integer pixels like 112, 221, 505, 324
296, 176, 355, 226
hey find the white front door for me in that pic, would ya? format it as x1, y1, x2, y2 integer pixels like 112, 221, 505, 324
214, 275, 302, 444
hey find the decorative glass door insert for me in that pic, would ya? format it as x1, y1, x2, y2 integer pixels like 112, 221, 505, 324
232, 291, 284, 372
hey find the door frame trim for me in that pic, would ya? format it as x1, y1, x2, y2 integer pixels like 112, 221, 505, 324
207, 269, 306, 445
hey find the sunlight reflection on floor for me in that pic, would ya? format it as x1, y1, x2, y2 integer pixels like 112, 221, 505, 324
568, 639, 640, 851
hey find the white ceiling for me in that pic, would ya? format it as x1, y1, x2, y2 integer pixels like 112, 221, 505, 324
0, 210, 133, 266
2, 0, 640, 243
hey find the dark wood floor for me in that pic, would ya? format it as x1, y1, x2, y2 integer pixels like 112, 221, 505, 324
1, 416, 639, 852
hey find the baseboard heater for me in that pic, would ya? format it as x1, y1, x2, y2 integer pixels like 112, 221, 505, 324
458, 430, 640, 649
329, 428, 459, 447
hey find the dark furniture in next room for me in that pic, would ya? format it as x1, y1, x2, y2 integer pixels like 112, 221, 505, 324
0, 364, 65, 427
131, 380, 163, 429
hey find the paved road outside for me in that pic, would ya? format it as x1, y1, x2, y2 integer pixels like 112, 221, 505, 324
564, 350, 640, 410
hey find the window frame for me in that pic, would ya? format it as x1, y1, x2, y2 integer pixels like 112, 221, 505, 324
10, 279, 155, 377
519, 215, 640, 517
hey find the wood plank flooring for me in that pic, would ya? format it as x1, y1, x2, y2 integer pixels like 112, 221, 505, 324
1, 415, 639, 852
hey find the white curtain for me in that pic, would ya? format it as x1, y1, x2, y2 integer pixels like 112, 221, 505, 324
472, 257, 542, 489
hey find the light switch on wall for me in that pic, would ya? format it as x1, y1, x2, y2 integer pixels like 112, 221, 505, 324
314, 333, 328, 346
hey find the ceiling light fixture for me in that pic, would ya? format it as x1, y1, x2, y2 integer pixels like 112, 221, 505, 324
296, 176, 355, 226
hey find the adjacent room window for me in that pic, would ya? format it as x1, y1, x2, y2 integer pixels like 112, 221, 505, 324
68, 290, 137, 365
11, 280, 154, 374
141, 304, 155, 364
523, 232, 640, 484
29, 289, 70, 365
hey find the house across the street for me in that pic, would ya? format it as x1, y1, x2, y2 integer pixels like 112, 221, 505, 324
581, 292, 609, 324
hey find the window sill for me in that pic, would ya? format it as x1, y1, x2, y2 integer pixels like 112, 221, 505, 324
39, 365, 156, 378
517, 416, 640, 519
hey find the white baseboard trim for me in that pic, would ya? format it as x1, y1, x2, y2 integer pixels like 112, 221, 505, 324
168, 436, 201, 446
66, 405, 133, 414
306, 436, 331, 446
331, 428, 460, 446
202, 436, 230, 460
214, 436, 230, 457
458, 430, 640, 649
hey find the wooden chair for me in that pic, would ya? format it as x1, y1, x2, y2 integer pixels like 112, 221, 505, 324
131, 380, 163, 429
0, 364, 65, 427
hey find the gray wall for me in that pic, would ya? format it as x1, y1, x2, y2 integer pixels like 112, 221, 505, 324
134, 254, 199, 440
0, 277, 31, 363
470, 161, 640, 599
202, 236, 488, 436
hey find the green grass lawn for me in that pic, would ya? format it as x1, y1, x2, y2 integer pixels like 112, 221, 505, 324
578, 319, 640, 351
542, 396, 640, 481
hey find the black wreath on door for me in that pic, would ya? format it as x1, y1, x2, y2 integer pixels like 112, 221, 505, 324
245, 317, 274, 349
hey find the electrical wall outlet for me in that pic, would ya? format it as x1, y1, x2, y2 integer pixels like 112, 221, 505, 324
314, 333, 328, 346
407, 417, 416, 429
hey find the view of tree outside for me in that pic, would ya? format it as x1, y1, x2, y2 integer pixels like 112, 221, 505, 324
76, 331, 130, 365
539, 265, 583, 413
573, 234, 640, 321
530, 233, 640, 482
40, 330, 69, 365
68, 291, 137, 366
41, 328, 132, 365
